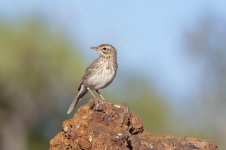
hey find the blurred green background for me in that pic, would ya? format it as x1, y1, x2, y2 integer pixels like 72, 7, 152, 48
1, 1, 226, 149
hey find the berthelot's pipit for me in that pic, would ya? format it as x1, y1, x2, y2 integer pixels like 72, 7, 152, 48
67, 44, 117, 114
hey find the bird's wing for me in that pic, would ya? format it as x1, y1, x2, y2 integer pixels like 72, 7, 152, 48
78, 58, 100, 91
82, 58, 100, 80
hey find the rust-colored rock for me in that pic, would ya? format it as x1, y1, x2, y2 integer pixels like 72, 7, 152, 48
49, 99, 217, 150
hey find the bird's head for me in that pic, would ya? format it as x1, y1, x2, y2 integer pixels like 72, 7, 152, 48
91, 44, 117, 58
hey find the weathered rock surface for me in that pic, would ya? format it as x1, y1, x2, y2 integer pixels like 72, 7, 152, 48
49, 99, 217, 150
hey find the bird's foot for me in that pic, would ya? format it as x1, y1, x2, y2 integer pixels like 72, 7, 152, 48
93, 97, 105, 105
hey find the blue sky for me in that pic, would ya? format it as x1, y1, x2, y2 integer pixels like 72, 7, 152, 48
1, 0, 226, 103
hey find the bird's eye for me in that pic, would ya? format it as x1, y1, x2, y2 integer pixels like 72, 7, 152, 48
103, 47, 106, 50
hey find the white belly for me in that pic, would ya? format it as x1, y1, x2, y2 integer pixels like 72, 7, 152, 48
86, 68, 115, 90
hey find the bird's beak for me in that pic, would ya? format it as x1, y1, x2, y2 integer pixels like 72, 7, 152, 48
91, 47, 101, 55
90, 47, 97, 50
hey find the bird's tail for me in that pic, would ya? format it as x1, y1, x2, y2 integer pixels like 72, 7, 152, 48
67, 84, 87, 114
67, 97, 80, 114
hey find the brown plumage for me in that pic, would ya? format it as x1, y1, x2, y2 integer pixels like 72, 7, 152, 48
67, 44, 117, 114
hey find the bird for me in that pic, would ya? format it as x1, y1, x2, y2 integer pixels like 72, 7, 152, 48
67, 44, 118, 114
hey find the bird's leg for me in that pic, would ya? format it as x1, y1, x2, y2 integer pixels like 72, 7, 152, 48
87, 87, 97, 99
95, 90, 106, 101
87, 87, 102, 105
